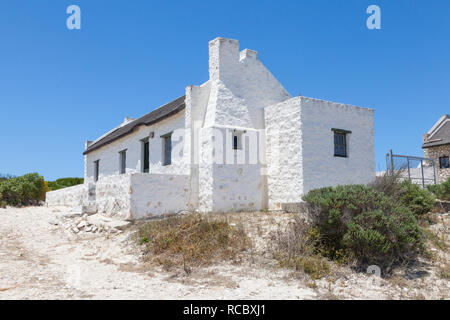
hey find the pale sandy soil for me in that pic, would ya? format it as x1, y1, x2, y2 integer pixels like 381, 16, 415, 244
0, 206, 448, 300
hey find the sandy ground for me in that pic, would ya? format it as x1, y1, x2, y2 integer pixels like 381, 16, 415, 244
0, 206, 449, 300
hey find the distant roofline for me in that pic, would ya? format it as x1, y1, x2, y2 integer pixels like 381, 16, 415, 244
83, 95, 186, 155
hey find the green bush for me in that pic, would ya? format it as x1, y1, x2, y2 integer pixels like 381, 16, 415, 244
372, 173, 435, 216
0, 173, 47, 206
427, 178, 450, 201
303, 184, 425, 270
47, 177, 84, 191
396, 180, 435, 216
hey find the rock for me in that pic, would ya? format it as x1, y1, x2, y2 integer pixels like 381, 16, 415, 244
56, 211, 83, 219
108, 220, 131, 231
85, 226, 92, 232
48, 219, 59, 225
72, 227, 80, 234
82, 204, 98, 215
77, 221, 87, 229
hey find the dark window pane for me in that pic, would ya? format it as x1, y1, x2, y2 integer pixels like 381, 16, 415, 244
143, 141, 149, 173
440, 156, 449, 169
233, 135, 238, 150
334, 132, 347, 157
94, 160, 99, 182
120, 151, 126, 174
164, 135, 172, 166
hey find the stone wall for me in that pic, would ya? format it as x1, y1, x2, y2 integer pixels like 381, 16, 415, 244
46, 184, 87, 207
264, 96, 375, 209
300, 97, 375, 193
424, 144, 450, 183
264, 97, 304, 210
129, 173, 191, 219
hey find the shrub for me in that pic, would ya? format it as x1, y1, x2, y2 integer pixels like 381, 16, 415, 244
427, 178, 450, 201
396, 180, 435, 216
0, 173, 47, 206
372, 173, 435, 216
137, 214, 250, 270
47, 177, 84, 191
303, 184, 425, 271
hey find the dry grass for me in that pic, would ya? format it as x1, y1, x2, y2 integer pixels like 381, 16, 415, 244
270, 215, 332, 280
136, 213, 250, 272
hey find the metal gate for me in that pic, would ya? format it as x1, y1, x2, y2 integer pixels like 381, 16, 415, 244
385, 149, 437, 187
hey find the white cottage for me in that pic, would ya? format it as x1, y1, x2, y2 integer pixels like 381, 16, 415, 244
46, 37, 375, 220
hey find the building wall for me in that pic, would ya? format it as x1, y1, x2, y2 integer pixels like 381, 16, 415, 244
95, 174, 132, 219
45, 184, 87, 207
424, 145, 450, 183
84, 111, 188, 182
198, 37, 290, 212
300, 97, 375, 193
264, 97, 304, 210
129, 173, 191, 219
264, 96, 375, 209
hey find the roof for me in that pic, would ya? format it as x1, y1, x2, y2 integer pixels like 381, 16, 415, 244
83, 95, 186, 155
423, 114, 450, 149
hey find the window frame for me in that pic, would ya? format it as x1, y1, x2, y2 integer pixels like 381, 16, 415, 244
439, 156, 450, 169
161, 132, 172, 166
332, 128, 351, 158
141, 138, 149, 173
94, 160, 100, 182
119, 149, 127, 174
232, 130, 244, 150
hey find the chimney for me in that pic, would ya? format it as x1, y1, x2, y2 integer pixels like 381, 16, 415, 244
123, 117, 135, 125
85, 140, 93, 150
208, 37, 239, 82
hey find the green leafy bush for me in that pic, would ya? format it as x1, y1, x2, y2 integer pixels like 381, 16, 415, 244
0, 173, 47, 206
303, 184, 425, 270
47, 177, 84, 191
372, 173, 435, 216
427, 178, 450, 201
396, 180, 435, 216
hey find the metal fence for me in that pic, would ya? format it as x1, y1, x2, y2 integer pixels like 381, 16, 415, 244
385, 149, 437, 187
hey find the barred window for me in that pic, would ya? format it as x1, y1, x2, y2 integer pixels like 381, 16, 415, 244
332, 128, 351, 158
440, 156, 449, 169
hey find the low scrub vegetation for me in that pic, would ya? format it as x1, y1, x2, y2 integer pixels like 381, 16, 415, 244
427, 177, 450, 201
47, 177, 84, 191
136, 214, 250, 271
303, 184, 425, 271
0, 173, 48, 207
273, 174, 438, 276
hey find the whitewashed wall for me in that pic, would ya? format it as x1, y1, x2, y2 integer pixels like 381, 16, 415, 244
264, 97, 304, 210
300, 97, 375, 193
129, 173, 191, 219
264, 96, 374, 208
84, 111, 188, 182
95, 174, 132, 219
46, 184, 87, 207
198, 37, 290, 212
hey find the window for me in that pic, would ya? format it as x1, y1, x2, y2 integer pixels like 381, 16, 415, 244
440, 156, 450, 169
94, 160, 100, 182
332, 128, 351, 158
119, 150, 127, 174
142, 140, 149, 173
162, 133, 172, 166
232, 131, 243, 150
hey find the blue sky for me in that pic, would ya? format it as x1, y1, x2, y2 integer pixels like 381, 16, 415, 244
0, 0, 449, 180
